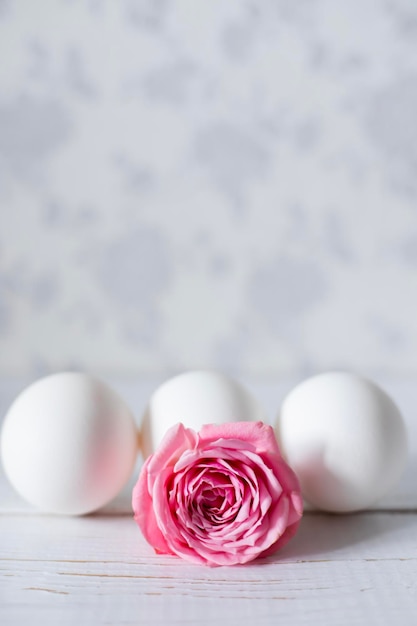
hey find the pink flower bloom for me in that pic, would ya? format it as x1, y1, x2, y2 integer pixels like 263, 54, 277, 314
132, 422, 303, 566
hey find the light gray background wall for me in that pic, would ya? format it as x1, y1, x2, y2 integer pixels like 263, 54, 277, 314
1, 0, 417, 379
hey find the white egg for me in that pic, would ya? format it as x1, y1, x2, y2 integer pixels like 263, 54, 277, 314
141, 370, 267, 458
275, 372, 407, 513
1, 372, 139, 515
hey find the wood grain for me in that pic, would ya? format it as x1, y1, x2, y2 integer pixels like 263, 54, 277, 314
1, 513, 417, 625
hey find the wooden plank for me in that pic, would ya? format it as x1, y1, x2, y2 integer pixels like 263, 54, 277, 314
1, 513, 417, 625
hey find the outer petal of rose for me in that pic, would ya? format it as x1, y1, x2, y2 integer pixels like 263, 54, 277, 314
258, 519, 301, 558
146, 423, 198, 490
171, 528, 250, 567
264, 454, 302, 524
198, 422, 281, 457
181, 535, 268, 567
258, 492, 303, 559
287, 489, 304, 526
132, 457, 172, 555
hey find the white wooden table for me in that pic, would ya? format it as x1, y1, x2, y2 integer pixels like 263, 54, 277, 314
1, 377, 417, 625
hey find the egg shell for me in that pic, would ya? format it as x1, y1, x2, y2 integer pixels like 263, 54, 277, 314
141, 370, 267, 458
275, 372, 408, 513
1, 372, 139, 515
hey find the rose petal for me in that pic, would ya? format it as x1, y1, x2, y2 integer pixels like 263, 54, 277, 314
199, 422, 281, 457
147, 423, 198, 491
132, 457, 171, 555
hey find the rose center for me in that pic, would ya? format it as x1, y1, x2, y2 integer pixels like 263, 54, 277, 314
194, 480, 241, 526
201, 489, 224, 511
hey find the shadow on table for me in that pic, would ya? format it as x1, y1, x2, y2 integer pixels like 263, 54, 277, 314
261, 510, 417, 564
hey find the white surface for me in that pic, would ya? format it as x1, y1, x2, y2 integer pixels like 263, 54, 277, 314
141, 370, 267, 457
276, 372, 407, 512
1, 377, 417, 624
1, 513, 417, 625
1, 373, 138, 515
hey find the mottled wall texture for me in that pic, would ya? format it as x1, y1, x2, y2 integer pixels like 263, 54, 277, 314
1, 0, 417, 378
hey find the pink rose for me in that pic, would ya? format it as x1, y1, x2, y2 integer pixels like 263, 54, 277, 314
132, 421, 303, 566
